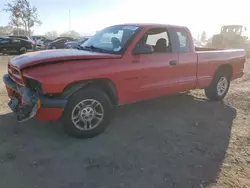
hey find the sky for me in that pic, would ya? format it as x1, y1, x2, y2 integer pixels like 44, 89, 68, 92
0, 0, 249, 38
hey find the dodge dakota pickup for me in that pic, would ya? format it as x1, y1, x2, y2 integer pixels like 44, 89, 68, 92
3, 23, 246, 138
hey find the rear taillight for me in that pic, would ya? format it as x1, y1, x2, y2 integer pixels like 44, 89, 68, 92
244, 55, 247, 64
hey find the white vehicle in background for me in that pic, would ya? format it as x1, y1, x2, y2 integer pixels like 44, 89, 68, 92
31, 35, 48, 50
31, 35, 47, 45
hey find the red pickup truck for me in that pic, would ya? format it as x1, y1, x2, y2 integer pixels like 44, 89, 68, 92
3, 23, 246, 138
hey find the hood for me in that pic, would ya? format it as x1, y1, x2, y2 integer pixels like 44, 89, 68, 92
9, 49, 122, 69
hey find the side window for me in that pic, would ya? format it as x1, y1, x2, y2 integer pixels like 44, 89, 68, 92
146, 32, 169, 46
176, 30, 190, 53
138, 28, 171, 53
11, 39, 21, 44
0, 39, 9, 44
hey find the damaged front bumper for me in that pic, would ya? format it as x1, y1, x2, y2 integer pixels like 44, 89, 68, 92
3, 74, 67, 122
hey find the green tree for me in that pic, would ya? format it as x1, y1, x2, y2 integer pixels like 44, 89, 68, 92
0, 25, 13, 35
19, 0, 42, 36
60, 30, 80, 39
4, 0, 41, 36
3, 0, 23, 35
45, 31, 59, 39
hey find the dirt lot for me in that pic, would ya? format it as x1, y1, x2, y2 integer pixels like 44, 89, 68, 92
0, 55, 249, 188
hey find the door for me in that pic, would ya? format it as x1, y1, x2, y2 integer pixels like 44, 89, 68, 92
130, 27, 180, 101
9, 39, 22, 52
59, 39, 67, 48
172, 28, 198, 91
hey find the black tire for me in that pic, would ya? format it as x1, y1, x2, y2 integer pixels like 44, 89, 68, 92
205, 69, 231, 101
18, 46, 27, 54
2, 48, 7, 55
61, 87, 114, 138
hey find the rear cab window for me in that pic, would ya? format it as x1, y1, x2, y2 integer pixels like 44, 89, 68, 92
176, 30, 190, 53
168, 27, 192, 53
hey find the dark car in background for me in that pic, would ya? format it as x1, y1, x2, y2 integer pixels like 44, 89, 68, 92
64, 37, 90, 49
0, 37, 33, 54
43, 37, 74, 47
47, 37, 75, 49
7, 35, 35, 45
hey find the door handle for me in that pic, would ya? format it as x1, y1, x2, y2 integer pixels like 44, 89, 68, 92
169, 60, 177, 66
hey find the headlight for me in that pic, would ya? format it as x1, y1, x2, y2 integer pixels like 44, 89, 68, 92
24, 77, 43, 93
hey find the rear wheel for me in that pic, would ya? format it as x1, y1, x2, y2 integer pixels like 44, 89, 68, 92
18, 46, 27, 54
61, 87, 114, 138
2, 48, 7, 55
205, 70, 231, 101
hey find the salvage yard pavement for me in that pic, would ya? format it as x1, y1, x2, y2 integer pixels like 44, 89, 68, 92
0, 55, 249, 188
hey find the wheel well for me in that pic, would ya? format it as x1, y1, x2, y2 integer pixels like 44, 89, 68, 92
62, 79, 118, 105
215, 64, 233, 79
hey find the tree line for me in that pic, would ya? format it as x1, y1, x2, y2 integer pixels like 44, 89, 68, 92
3, 0, 42, 36
1, 0, 81, 39
44, 30, 81, 39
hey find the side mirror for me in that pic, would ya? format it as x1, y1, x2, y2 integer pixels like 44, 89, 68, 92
132, 44, 154, 55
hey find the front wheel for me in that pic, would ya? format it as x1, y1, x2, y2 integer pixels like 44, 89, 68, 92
2, 48, 7, 55
205, 72, 230, 101
19, 46, 27, 54
61, 87, 114, 138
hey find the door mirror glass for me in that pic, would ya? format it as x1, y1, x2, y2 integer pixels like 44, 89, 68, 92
132, 44, 153, 54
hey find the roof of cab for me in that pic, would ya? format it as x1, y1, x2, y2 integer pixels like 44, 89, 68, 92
114, 23, 187, 29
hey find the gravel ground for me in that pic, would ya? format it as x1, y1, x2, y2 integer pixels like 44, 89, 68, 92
0, 55, 249, 188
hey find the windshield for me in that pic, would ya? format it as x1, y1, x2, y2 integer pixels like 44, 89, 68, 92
80, 25, 141, 54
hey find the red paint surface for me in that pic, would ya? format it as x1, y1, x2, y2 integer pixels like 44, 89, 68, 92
35, 108, 64, 121
5, 23, 246, 121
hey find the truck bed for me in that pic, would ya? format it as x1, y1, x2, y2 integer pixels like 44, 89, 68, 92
195, 47, 246, 88
195, 47, 223, 51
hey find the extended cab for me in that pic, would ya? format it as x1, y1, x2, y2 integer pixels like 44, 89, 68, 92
3, 23, 246, 138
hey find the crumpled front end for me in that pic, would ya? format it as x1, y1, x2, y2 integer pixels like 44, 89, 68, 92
3, 74, 40, 122
3, 74, 67, 122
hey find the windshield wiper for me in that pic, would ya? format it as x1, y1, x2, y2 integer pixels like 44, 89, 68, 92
78, 44, 115, 54
76, 44, 84, 50
81, 45, 105, 52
